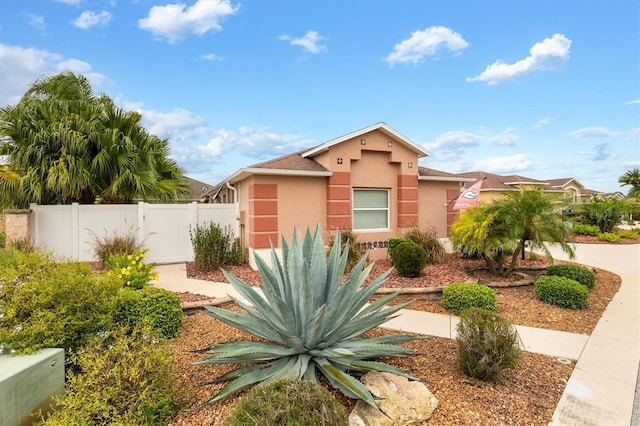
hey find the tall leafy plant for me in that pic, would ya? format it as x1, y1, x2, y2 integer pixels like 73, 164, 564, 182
197, 226, 418, 407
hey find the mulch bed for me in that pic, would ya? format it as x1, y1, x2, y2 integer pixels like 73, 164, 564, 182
165, 243, 625, 425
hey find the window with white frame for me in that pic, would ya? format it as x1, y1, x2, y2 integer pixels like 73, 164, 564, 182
353, 189, 389, 230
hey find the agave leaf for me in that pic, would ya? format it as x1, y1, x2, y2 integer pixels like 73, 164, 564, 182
305, 304, 328, 349
308, 226, 328, 308
202, 305, 293, 346
325, 231, 348, 301
315, 357, 378, 408
333, 359, 421, 380
207, 364, 265, 383
338, 334, 420, 346
201, 357, 291, 406
196, 341, 300, 363
308, 347, 356, 357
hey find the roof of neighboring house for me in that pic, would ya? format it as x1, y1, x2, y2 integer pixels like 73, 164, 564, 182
453, 171, 553, 191
418, 167, 476, 183
183, 176, 215, 200
545, 178, 584, 189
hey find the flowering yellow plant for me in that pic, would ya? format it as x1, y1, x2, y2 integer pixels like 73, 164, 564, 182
106, 249, 157, 289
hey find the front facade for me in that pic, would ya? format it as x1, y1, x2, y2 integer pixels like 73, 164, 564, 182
216, 123, 472, 263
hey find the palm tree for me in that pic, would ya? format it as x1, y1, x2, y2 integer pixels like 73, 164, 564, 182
618, 168, 640, 200
496, 188, 575, 268
450, 189, 575, 276
0, 71, 190, 207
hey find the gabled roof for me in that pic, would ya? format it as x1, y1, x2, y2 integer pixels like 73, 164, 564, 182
221, 123, 428, 185
545, 177, 584, 189
302, 122, 430, 158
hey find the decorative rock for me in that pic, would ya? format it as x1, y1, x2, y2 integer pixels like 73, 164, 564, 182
349, 371, 438, 425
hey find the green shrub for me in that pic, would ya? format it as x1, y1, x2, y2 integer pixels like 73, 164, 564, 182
578, 199, 624, 233
617, 229, 639, 239
546, 264, 596, 291
392, 241, 427, 277
225, 379, 348, 426
190, 222, 244, 272
0, 231, 5, 248
534, 276, 588, 309
571, 223, 600, 236
0, 259, 119, 355
442, 282, 497, 315
597, 232, 621, 243
403, 227, 447, 265
387, 237, 406, 265
327, 228, 367, 273
88, 221, 143, 268
106, 248, 157, 289
38, 325, 182, 426
113, 287, 183, 339
456, 308, 521, 382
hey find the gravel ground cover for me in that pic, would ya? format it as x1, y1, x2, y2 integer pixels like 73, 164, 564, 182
166, 245, 623, 425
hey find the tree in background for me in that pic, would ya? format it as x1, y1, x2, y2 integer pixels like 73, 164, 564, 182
0, 71, 190, 207
618, 168, 640, 200
450, 189, 575, 277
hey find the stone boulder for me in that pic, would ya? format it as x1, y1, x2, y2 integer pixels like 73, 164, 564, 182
349, 372, 438, 426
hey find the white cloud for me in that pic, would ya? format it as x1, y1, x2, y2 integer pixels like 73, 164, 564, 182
138, 0, 238, 44
279, 30, 327, 54
201, 53, 221, 61
73, 11, 112, 29
467, 33, 572, 85
534, 117, 551, 129
199, 125, 313, 158
628, 128, 640, 139
27, 15, 46, 31
626, 99, 640, 105
385, 26, 468, 66
0, 44, 108, 106
426, 130, 483, 150
569, 126, 619, 138
487, 127, 519, 145
471, 154, 534, 173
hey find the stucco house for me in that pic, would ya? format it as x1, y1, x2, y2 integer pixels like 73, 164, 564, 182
213, 122, 475, 265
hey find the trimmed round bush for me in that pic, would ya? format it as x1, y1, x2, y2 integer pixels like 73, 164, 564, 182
546, 264, 596, 291
225, 379, 348, 426
113, 287, 183, 339
392, 241, 427, 278
534, 276, 588, 309
456, 308, 521, 382
442, 282, 497, 315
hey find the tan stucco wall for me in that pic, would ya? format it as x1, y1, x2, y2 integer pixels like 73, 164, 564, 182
418, 180, 459, 237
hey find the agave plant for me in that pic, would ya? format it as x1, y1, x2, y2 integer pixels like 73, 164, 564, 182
196, 226, 418, 407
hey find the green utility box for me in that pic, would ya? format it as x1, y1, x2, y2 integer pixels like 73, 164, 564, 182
0, 348, 64, 426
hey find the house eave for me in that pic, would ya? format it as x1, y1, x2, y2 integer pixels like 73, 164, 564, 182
419, 176, 477, 183
302, 122, 430, 159
226, 168, 333, 184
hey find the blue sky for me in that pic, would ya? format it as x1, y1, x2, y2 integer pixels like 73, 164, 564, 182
1, 0, 638, 194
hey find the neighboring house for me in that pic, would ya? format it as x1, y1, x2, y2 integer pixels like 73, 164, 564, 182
213, 122, 474, 264
181, 176, 216, 203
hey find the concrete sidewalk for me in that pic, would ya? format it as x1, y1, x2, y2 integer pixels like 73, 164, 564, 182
152, 242, 640, 425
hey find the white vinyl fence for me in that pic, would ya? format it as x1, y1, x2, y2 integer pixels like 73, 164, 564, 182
29, 202, 238, 264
